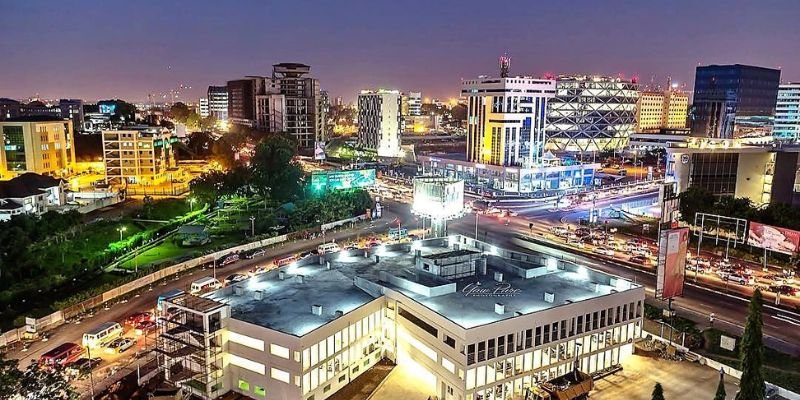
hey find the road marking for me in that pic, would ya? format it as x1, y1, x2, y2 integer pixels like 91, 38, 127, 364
774, 314, 800, 326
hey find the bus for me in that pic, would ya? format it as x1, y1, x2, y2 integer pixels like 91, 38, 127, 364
157, 288, 185, 311
388, 228, 408, 241
273, 254, 298, 267
190, 276, 222, 295
39, 342, 83, 368
82, 322, 123, 349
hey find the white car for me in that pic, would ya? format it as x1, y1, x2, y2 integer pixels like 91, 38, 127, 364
593, 248, 615, 256
725, 274, 749, 285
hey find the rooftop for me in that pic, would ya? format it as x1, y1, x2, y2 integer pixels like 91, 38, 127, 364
0, 173, 63, 199
208, 237, 639, 337
2, 115, 66, 122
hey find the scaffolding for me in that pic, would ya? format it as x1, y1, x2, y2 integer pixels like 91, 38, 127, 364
156, 294, 229, 400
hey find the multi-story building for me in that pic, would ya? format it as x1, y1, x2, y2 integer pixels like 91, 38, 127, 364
462, 75, 555, 167
0, 98, 21, 120
101, 129, 176, 185
58, 99, 84, 130
227, 77, 262, 128
408, 91, 422, 116
159, 236, 644, 400
319, 90, 330, 142
690, 64, 781, 139
774, 83, 800, 141
199, 98, 209, 118
636, 89, 688, 132
0, 117, 75, 178
0, 173, 67, 221
207, 85, 229, 120
546, 75, 639, 152
357, 89, 403, 157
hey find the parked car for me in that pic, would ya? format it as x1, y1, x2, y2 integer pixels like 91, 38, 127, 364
106, 337, 134, 354
593, 247, 615, 256
298, 250, 318, 260
244, 249, 266, 259
686, 264, 706, 274
629, 255, 649, 265
249, 265, 270, 276
124, 312, 153, 326
134, 320, 157, 336
725, 274, 749, 285
224, 273, 248, 286
769, 285, 798, 296
66, 357, 102, 375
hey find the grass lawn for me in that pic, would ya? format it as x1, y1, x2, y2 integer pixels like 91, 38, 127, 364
38, 220, 146, 269
140, 198, 192, 221
118, 233, 244, 270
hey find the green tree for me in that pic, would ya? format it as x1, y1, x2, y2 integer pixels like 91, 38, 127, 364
678, 186, 715, 223
736, 289, 765, 400
169, 102, 191, 122
714, 370, 727, 400
250, 134, 303, 203
0, 353, 21, 399
651, 382, 665, 400
18, 362, 77, 400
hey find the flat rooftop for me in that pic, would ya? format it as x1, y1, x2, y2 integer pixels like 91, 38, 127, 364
208, 237, 639, 336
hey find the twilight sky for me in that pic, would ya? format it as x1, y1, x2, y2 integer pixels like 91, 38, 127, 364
2, 0, 798, 103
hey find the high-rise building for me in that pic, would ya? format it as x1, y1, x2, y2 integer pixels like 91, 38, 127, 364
318, 90, 330, 142
199, 98, 209, 118
546, 76, 639, 152
207, 85, 229, 120
358, 89, 403, 157
774, 83, 800, 141
690, 64, 781, 139
462, 72, 555, 167
58, 99, 84, 130
227, 77, 262, 128
407, 91, 422, 116
636, 89, 689, 132
102, 129, 176, 185
0, 117, 75, 178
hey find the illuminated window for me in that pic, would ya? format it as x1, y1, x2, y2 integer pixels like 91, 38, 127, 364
270, 343, 290, 359
229, 354, 265, 375
238, 379, 250, 391
229, 332, 265, 351
254, 386, 266, 397
271, 367, 291, 384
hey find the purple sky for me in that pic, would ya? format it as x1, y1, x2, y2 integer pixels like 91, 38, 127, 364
2, 1, 798, 103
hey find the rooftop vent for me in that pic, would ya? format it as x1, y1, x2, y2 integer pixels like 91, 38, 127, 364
495, 303, 505, 315
278, 271, 286, 280
334, 310, 344, 318
254, 290, 264, 301
234, 286, 244, 296
296, 275, 305, 284
514, 311, 524, 316
494, 271, 504, 282
326, 261, 331, 270
311, 304, 323, 316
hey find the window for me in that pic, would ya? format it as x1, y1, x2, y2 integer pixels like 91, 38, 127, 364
229, 354, 265, 375
323, 384, 331, 393
478, 342, 486, 362
488, 339, 495, 359
254, 386, 266, 397
444, 335, 456, 348
238, 379, 250, 391
497, 336, 505, 357
270, 343, 290, 359
577, 315, 583, 334
271, 367, 291, 384
398, 308, 438, 337
228, 332, 264, 351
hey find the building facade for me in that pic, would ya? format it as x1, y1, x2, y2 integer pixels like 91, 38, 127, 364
358, 90, 403, 157
462, 76, 555, 167
208, 85, 229, 120
546, 76, 639, 152
774, 83, 800, 141
636, 90, 688, 132
690, 64, 781, 139
101, 129, 176, 185
0, 117, 75, 178
0, 173, 67, 221
199, 98, 209, 118
0, 98, 21, 120
58, 99, 84, 130
408, 92, 422, 116
160, 236, 644, 400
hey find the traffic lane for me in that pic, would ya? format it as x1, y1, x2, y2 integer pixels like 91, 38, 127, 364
10, 210, 402, 367
446, 216, 800, 355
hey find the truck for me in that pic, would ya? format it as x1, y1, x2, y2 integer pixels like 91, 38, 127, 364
526, 369, 594, 400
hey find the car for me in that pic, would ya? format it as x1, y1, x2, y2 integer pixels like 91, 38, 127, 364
244, 249, 266, 259
224, 273, 248, 285
369, 242, 382, 248
686, 264, 706, 274
593, 248, 615, 256
124, 312, 153, 326
106, 337, 135, 354
298, 250, 318, 259
769, 285, 798, 296
716, 258, 733, 269
690, 257, 712, 268
134, 320, 157, 336
725, 274, 749, 285
629, 255, 649, 265
66, 357, 102, 375
249, 265, 270, 276
631, 248, 652, 258
343, 245, 360, 251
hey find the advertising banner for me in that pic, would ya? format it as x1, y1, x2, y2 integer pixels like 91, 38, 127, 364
747, 222, 800, 255
656, 227, 689, 300
311, 169, 376, 193
314, 141, 326, 160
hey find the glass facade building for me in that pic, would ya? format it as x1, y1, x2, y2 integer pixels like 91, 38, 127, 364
775, 83, 800, 141
545, 76, 639, 152
3, 125, 26, 171
689, 64, 781, 139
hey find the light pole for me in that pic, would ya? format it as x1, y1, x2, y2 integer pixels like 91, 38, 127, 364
86, 345, 96, 400
249, 216, 256, 237
189, 197, 196, 212
474, 211, 479, 240
118, 226, 127, 242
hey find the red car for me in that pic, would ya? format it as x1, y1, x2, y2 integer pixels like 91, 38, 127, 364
134, 320, 157, 336
124, 312, 153, 326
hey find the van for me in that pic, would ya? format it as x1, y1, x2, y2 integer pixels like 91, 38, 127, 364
39, 342, 84, 367
81, 322, 123, 349
190, 277, 222, 295
273, 254, 298, 267
156, 289, 184, 311
317, 243, 341, 255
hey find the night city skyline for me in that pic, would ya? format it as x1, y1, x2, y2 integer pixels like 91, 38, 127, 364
3, 0, 799, 102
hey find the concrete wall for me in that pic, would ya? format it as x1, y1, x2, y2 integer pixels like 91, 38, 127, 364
734, 152, 770, 203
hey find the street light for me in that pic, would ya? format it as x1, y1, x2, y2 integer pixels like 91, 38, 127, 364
249, 216, 256, 237
118, 226, 127, 242
189, 197, 196, 212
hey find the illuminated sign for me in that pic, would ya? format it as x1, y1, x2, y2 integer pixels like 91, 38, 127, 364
412, 177, 465, 220
99, 104, 117, 114
311, 169, 376, 193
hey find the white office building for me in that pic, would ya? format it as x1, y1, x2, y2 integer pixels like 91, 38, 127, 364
159, 236, 644, 400
775, 83, 800, 141
199, 98, 209, 118
408, 91, 422, 116
358, 89, 403, 157
462, 75, 556, 167
207, 86, 229, 121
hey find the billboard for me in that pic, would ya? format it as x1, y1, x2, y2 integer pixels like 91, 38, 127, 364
314, 141, 326, 160
656, 227, 689, 300
747, 222, 800, 255
411, 177, 465, 220
311, 169, 375, 193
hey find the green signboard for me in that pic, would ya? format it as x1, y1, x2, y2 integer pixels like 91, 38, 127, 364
311, 169, 376, 193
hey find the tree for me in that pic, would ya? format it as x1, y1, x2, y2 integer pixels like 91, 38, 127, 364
0, 354, 21, 399
651, 382, 665, 400
736, 289, 765, 400
678, 186, 715, 223
250, 134, 303, 203
714, 370, 727, 400
169, 102, 191, 122
18, 362, 77, 400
